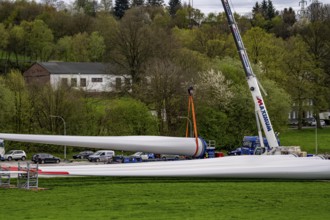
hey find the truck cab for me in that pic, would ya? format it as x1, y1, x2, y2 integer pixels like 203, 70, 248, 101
228, 136, 279, 156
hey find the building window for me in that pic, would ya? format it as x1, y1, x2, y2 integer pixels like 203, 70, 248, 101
91, 78, 103, 82
116, 77, 122, 91
71, 78, 77, 87
80, 78, 86, 87
61, 78, 68, 86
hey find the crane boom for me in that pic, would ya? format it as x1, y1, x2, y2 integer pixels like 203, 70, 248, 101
220, 0, 279, 148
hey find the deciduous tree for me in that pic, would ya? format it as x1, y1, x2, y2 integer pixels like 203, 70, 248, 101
109, 7, 152, 83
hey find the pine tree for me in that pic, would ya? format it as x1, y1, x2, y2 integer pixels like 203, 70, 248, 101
252, 2, 261, 18
114, 0, 130, 18
267, 0, 276, 20
168, 0, 182, 17
261, 0, 268, 18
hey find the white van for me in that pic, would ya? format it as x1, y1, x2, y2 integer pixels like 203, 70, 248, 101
88, 150, 115, 162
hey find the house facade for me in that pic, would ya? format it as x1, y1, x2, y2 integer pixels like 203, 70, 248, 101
23, 62, 130, 92
288, 99, 330, 125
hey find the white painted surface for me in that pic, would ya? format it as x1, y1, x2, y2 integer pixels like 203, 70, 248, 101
50, 74, 129, 92
0, 134, 205, 157
36, 155, 330, 179
0, 133, 330, 179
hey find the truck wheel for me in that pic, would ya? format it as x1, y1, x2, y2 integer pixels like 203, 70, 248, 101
56, 159, 60, 163
96, 158, 100, 162
21, 156, 26, 161
8, 157, 12, 161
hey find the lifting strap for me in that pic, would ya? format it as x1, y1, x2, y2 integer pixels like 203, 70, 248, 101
186, 87, 199, 156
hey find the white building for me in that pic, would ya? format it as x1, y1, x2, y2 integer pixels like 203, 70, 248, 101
24, 62, 131, 92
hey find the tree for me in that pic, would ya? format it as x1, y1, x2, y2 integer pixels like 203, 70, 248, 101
6, 25, 25, 65
88, 32, 106, 62
24, 19, 54, 61
71, 32, 90, 62
94, 14, 118, 58
147, 0, 164, 7
136, 58, 186, 135
307, 1, 330, 22
4, 70, 31, 133
0, 24, 9, 56
282, 37, 318, 129
0, 77, 14, 132
196, 106, 229, 149
251, 0, 278, 31
99, 0, 113, 12
243, 27, 286, 82
252, 2, 261, 17
283, 7, 296, 26
273, 7, 296, 39
131, 0, 144, 7
261, 0, 268, 18
74, 0, 97, 17
243, 27, 273, 64
109, 7, 153, 83
299, 21, 330, 126
266, 0, 276, 20
196, 69, 233, 109
100, 98, 159, 135
56, 36, 73, 61
114, 0, 130, 18
168, 0, 181, 17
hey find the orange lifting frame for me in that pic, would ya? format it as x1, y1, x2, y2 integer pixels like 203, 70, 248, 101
186, 87, 199, 156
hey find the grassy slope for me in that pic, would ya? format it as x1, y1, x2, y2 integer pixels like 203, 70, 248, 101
1, 177, 330, 219
280, 127, 330, 154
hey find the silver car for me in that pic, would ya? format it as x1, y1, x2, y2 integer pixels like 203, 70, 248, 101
161, 154, 180, 161
4, 150, 27, 161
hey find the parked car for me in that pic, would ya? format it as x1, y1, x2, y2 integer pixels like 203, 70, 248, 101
130, 152, 155, 160
3, 150, 27, 161
88, 150, 115, 162
32, 153, 61, 164
161, 154, 180, 161
113, 155, 142, 163
73, 151, 94, 159
311, 119, 326, 126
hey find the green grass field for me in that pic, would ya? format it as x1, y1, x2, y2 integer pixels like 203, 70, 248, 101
280, 127, 330, 154
1, 177, 330, 219
1, 128, 330, 219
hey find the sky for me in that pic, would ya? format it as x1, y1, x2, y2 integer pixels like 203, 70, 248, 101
178, 0, 330, 15
62, 0, 330, 15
